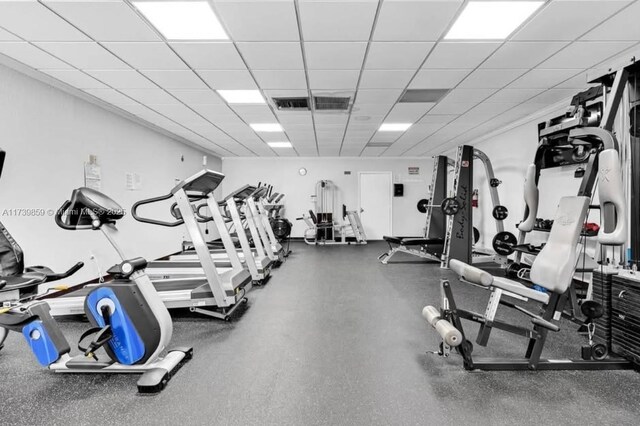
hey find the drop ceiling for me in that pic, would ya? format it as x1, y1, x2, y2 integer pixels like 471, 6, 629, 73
0, 0, 638, 158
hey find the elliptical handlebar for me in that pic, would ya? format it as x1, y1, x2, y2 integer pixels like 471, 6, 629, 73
131, 193, 183, 227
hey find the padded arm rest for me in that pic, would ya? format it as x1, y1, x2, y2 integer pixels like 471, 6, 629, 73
449, 259, 493, 287
518, 164, 538, 232
598, 148, 626, 245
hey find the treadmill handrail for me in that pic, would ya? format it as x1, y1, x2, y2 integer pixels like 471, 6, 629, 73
132, 193, 184, 227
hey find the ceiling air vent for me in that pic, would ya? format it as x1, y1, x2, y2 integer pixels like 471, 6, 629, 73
399, 89, 450, 103
366, 142, 393, 148
314, 96, 351, 111
272, 97, 310, 110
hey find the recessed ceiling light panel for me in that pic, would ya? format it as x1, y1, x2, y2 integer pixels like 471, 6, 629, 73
134, 1, 228, 40
251, 123, 284, 132
379, 123, 412, 132
218, 90, 265, 104
445, 1, 543, 40
268, 142, 292, 148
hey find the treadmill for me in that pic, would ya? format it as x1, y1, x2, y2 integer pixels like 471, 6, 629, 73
245, 188, 285, 266
172, 184, 273, 283
46, 170, 251, 321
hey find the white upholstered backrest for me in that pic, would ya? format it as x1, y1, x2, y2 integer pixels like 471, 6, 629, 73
530, 196, 589, 294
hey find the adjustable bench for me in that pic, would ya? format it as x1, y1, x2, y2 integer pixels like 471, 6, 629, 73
378, 236, 444, 264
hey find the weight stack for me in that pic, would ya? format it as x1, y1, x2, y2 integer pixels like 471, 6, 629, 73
591, 271, 613, 350
611, 273, 640, 366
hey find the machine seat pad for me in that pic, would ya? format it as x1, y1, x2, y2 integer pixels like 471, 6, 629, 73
0, 273, 47, 293
492, 277, 550, 304
383, 236, 444, 246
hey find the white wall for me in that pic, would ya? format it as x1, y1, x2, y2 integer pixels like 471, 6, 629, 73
221, 157, 433, 238
0, 64, 220, 285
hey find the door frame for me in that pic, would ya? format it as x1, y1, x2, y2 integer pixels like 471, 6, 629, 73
358, 171, 393, 238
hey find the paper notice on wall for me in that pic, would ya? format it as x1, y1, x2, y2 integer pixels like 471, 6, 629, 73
126, 172, 142, 190
84, 163, 101, 191
408, 166, 420, 175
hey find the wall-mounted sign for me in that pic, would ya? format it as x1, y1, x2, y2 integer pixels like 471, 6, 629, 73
408, 167, 420, 175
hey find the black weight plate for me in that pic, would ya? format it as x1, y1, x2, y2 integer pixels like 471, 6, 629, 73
417, 199, 429, 214
441, 197, 460, 215
492, 231, 517, 256
492, 205, 509, 220
473, 227, 480, 244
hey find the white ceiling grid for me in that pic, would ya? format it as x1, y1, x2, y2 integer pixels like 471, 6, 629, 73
0, 0, 636, 157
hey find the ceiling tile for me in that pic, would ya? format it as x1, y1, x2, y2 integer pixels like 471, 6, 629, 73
237, 42, 303, 70
417, 114, 458, 125
119, 88, 179, 105
441, 88, 496, 104
307, 70, 360, 90
0, 2, 89, 41
427, 100, 477, 115
104, 42, 187, 70
304, 42, 366, 69
168, 89, 224, 104
486, 88, 544, 103
582, 1, 640, 41
0, 27, 19, 41
141, 70, 208, 89
359, 70, 414, 89
83, 88, 139, 106
355, 89, 403, 103
0, 42, 72, 69
457, 69, 528, 89
44, 0, 160, 41
508, 69, 581, 89
409, 69, 471, 89
35, 42, 128, 69
365, 42, 434, 69
529, 88, 579, 105
197, 69, 257, 89
190, 103, 235, 120
41, 69, 107, 89
386, 102, 435, 121
513, 1, 630, 41
170, 42, 246, 70
481, 42, 570, 69
361, 146, 386, 156
276, 114, 312, 126
554, 70, 603, 89
254, 70, 307, 89
351, 103, 393, 115
539, 41, 636, 69
230, 104, 274, 117
423, 42, 500, 69
299, 0, 378, 41
85, 69, 157, 89
373, 0, 462, 41
214, 0, 299, 41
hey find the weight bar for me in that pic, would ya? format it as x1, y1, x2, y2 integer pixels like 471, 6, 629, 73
416, 197, 461, 216
492, 231, 518, 256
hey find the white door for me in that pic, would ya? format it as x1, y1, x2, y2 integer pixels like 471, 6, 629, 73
358, 172, 392, 239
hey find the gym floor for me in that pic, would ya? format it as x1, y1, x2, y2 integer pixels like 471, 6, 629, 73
1, 242, 639, 426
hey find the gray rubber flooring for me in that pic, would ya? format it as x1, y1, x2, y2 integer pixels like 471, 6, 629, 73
1, 241, 639, 425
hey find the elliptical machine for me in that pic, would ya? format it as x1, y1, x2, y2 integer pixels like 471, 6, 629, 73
0, 187, 192, 393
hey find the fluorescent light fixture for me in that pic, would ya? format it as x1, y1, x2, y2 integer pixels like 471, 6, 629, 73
133, 1, 228, 40
217, 90, 265, 104
445, 1, 543, 40
379, 123, 412, 132
268, 142, 293, 148
250, 123, 283, 132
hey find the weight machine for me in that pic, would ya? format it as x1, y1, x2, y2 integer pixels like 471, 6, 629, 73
423, 56, 639, 372
379, 146, 509, 267
298, 180, 367, 245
